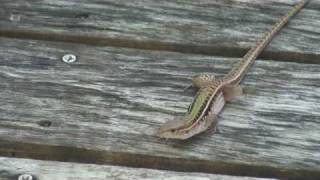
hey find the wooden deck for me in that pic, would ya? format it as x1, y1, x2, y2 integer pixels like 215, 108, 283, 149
0, 0, 319, 180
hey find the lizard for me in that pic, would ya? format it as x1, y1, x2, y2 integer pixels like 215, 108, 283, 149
157, 0, 309, 139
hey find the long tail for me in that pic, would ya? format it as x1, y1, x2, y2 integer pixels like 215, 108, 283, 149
224, 0, 308, 84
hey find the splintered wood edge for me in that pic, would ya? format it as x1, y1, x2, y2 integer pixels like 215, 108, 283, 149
0, 0, 320, 63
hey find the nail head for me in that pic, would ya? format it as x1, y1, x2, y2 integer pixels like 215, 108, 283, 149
62, 54, 77, 63
18, 174, 33, 180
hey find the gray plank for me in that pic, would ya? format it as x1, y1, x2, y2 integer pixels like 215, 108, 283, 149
0, 157, 277, 180
0, 0, 319, 63
0, 37, 320, 179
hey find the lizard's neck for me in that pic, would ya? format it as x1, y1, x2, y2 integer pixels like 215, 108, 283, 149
223, 0, 308, 85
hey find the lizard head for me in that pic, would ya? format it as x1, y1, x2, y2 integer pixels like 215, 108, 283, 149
157, 115, 191, 139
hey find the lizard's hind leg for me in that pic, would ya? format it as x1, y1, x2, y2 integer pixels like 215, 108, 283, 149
191, 74, 216, 89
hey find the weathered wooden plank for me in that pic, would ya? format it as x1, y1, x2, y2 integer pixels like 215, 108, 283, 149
0, 37, 320, 179
0, 157, 277, 180
0, 0, 319, 63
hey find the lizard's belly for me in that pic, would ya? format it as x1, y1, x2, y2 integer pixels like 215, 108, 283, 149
183, 91, 226, 138
211, 91, 226, 115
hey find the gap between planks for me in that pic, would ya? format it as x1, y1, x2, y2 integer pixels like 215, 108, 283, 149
0, 140, 318, 180
0, 28, 319, 65
0, 157, 277, 180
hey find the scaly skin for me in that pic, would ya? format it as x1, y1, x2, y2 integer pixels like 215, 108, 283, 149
158, 0, 309, 139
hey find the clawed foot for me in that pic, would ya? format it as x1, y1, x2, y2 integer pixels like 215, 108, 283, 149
214, 126, 222, 134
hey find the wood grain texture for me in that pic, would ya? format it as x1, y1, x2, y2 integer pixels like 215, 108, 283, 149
0, 0, 319, 62
0, 37, 320, 179
0, 157, 277, 180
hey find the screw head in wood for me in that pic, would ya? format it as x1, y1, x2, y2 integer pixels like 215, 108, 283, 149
62, 54, 77, 63
18, 174, 33, 180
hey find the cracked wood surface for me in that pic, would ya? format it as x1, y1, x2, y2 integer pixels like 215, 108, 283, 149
0, 157, 277, 180
0, 0, 319, 63
0, 37, 319, 179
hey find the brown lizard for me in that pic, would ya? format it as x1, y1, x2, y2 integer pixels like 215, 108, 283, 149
158, 0, 309, 139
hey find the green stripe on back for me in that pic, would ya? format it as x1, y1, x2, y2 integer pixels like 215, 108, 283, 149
187, 87, 212, 120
